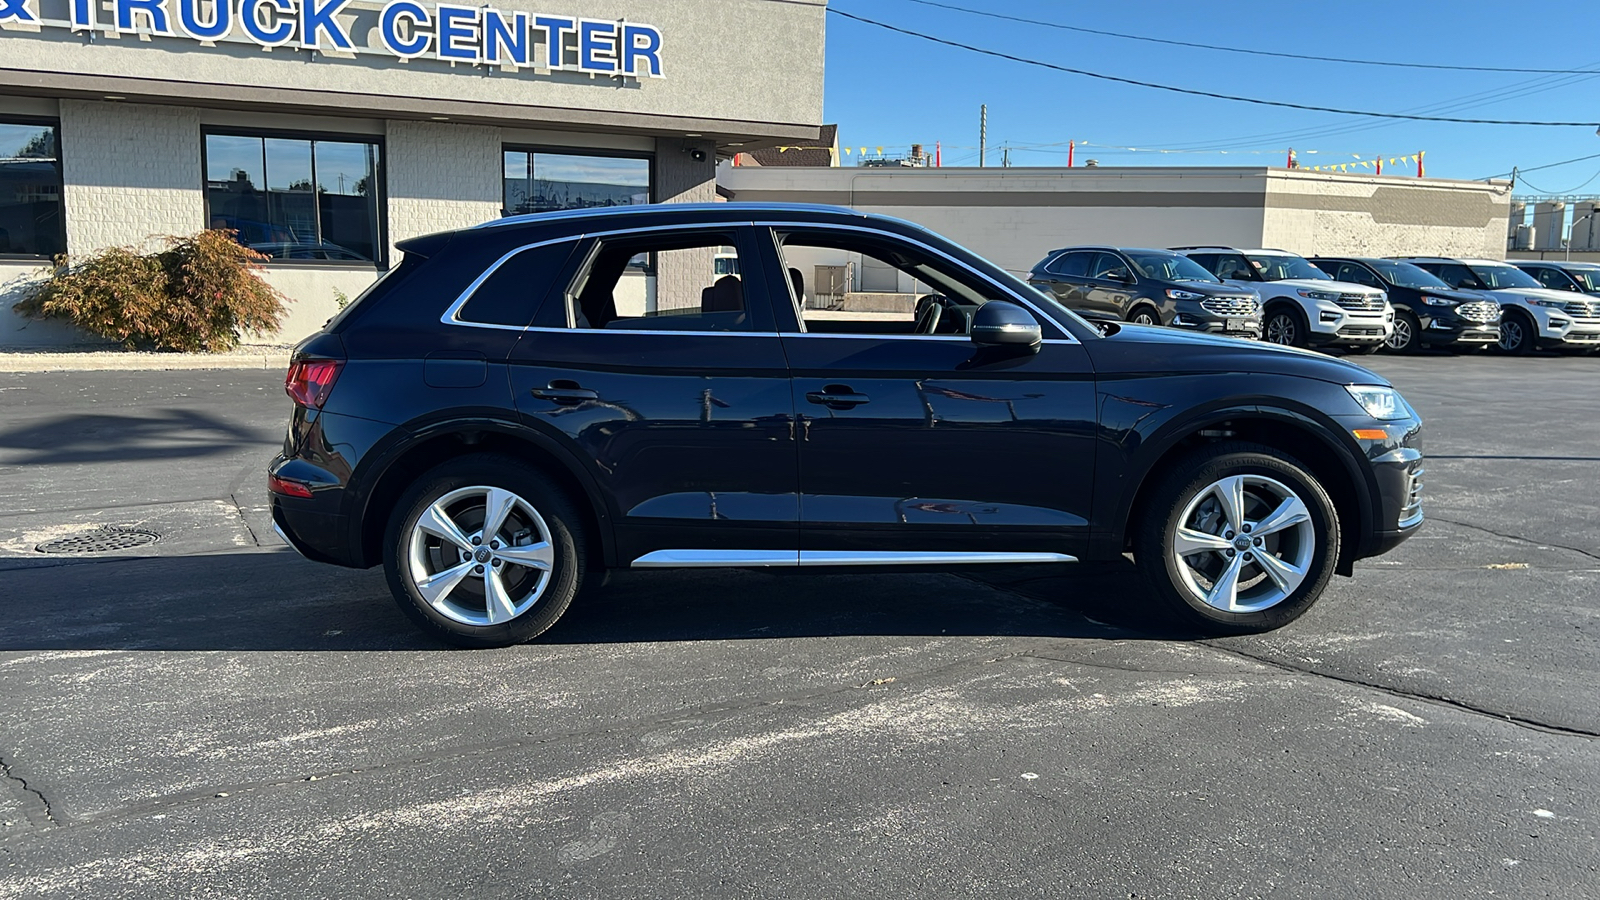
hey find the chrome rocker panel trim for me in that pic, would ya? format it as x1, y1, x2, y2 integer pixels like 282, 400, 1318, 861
631, 550, 1077, 568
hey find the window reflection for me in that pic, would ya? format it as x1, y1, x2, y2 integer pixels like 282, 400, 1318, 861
205, 132, 382, 263
0, 121, 64, 257
503, 150, 650, 216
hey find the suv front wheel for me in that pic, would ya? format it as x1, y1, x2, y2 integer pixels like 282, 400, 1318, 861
1134, 444, 1339, 633
1262, 307, 1309, 348
383, 454, 585, 647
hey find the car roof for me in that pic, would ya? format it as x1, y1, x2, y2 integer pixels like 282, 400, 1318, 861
1394, 256, 1507, 265
1517, 260, 1600, 270
1046, 246, 1180, 256
475, 201, 870, 231
1171, 246, 1295, 255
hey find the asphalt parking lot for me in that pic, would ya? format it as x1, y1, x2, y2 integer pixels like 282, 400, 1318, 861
0, 353, 1596, 897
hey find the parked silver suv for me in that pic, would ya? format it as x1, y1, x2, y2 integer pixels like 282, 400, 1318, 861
1176, 247, 1394, 353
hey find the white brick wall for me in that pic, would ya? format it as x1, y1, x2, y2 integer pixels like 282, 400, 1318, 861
384, 121, 503, 259
60, 101, 205, 253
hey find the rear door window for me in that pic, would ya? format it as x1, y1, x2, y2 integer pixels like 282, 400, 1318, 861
560, 229, 772, 333
1044, 251, 1089, 278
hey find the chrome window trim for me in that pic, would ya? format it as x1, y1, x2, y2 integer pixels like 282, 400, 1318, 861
631, 549, 1078, 569
441, 219, 1080, 344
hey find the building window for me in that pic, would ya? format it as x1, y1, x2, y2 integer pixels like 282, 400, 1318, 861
0, 120, 65, 258
502, 149, 650, 216
204, 131, 383, 264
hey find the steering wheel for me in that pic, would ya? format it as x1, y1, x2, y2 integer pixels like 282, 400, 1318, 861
913, 294, 946, 334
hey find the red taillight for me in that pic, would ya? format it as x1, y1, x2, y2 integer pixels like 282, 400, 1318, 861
285, 359, 344, 409
267, 474, 314, 499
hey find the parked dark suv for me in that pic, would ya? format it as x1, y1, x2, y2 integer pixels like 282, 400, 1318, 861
1515, 260, 1600, 297
270, 203, 1422, 647
1027, 246, 1262, 339
1310, 257, 1500, 353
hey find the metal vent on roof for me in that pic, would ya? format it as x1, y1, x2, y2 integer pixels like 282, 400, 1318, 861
35, 526, 160, 554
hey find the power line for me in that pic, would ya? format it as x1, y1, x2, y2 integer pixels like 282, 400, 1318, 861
1480, 151, 1600, 180
1514, 169, 1600, 194
892, 0, 1600, 76
828, 7, 1600, 127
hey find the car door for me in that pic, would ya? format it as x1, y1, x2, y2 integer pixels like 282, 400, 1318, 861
507, 225, 798, 566
1034, 250, 1090, 312
1530, 266, 1579, 292
1084, 252, 1135, 319
760, 225, 1098, 562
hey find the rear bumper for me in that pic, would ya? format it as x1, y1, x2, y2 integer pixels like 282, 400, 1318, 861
268, 454, 362, 567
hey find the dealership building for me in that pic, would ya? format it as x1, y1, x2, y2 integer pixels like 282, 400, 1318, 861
0, 0, 826, 346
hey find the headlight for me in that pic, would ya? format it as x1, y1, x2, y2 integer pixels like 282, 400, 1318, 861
1346, 385, 1412, 421
1422, 296, 1457, 307
1297, 289, 1340, 302
1166, 289, 1205, 301
1528, 298, 1567, 308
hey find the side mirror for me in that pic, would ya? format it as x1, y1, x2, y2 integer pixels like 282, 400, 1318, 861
971, 301, 1042, 347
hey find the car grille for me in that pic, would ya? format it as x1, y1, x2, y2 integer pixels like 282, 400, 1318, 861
1335, 293, 1385, 312
1563, 299, 1600, 320
1456, 301, 1499, 324
1563, 331, 1600, 343
1200, 296, 1259, 316
1339, 325, 1385, 337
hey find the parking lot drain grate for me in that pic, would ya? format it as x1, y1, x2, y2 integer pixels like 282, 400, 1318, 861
35, 527, 161, 554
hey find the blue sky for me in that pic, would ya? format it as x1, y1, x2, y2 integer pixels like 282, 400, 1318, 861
821, 0, 1600, 188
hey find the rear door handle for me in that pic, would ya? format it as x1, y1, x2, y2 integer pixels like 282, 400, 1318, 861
530, 381, 599, 404
806, 385, 870, 410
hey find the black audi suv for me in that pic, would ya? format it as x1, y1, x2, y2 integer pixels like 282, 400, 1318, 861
1027, 246, 1262, 338
270, 203, 1423, 647
1310, 257, 1500, 353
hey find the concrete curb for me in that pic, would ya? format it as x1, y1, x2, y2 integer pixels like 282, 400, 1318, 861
0, 348, 293, 373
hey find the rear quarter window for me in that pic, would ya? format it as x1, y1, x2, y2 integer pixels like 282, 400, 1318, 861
456, 242, 578, 327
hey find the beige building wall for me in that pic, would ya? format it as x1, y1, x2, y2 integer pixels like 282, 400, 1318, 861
59, 101, 206, 252
719, 166, 1513, 278
1261, 171, 1511, 259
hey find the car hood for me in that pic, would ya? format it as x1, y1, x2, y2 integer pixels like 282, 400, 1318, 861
1269, 278, 1382, 295
1481, 287, 1584, 305
1087, 322, 1389, 386
1420, 286, 1493, 303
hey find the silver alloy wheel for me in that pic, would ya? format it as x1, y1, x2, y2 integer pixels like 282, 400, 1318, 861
1386, 317, 1412, 351
407, 485, 556, 627
1170, 474, 1315, 614
1132, 310, 1158, 325
1498, 318, 1525, 353
1265, 313, 1296, 345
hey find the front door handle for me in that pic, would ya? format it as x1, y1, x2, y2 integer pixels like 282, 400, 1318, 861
806, 385, 870, 410
530, 380, 599, 405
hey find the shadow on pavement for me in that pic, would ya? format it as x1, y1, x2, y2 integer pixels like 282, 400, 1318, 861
0, 409, 268, 465
0, 552, 1193, 652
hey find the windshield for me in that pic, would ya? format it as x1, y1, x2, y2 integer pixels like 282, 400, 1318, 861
1247, 254, 1332, 282
1128, 252, 1221, 283
1369, 260, 1450, 290
1568, 268, 1600, 292
1468, 264, 1541, 290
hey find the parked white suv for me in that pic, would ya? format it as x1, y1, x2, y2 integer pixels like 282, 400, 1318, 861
1395, 257, 1600, 355
1176, 247, 1393, 352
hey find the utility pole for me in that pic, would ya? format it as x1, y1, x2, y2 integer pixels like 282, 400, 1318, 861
1002, 144, 1010, 167
979, 104, 987, 168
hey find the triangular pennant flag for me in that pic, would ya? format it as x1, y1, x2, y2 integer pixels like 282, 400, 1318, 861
876, 146, 884, 154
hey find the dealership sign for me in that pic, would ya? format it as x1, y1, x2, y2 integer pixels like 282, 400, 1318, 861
0, 0, 664, 76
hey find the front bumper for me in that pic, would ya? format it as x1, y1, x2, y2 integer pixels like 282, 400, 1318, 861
1419, 313, 1500, 346
1172, 311, 1261, 339
1334, 413, 1424, 561
1309, 305, 1391, 345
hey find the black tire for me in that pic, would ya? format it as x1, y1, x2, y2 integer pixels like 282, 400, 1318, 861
1127, 306, 1161, 326
1497, 309, 1536, 356
1133, 442, 1340, 634
383, 453, 585, 648
1386, 310, 1422, 354
1263, 305, 1309, 349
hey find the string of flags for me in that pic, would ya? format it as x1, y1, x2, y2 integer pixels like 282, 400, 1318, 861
1304, 152, 1425, 175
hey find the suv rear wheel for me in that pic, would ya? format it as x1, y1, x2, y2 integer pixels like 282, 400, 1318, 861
1134, 443, 1338, 634
383, 454, 584, 647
